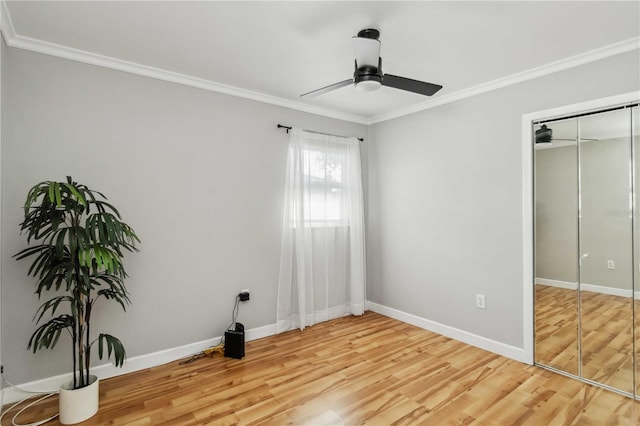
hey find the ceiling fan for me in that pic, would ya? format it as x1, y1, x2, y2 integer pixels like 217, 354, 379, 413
535, 124, 598, 145
300, 28, 443, 98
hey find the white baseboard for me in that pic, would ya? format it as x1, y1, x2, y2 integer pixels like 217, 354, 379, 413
2, 323, 278, 405
244, 323, 277, 341
535, 278, 577, 290
367, 302, 526, 363
536, 277, 637, 298
580, 283, 634, 298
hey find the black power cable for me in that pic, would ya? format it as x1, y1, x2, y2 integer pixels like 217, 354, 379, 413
222, 295, 241, 345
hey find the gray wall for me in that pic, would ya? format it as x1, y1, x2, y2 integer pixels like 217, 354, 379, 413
580, 137, 634, 291
367, 50, 640, 348
1, 45, 366, 383
536, 137, 636, 291
535, 145, 578, 284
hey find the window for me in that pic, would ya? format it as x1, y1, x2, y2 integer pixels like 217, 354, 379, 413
303, 146, 346, 226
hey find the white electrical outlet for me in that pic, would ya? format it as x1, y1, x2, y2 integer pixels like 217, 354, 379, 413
476, 294, 486, 309
607, 260, 615, 270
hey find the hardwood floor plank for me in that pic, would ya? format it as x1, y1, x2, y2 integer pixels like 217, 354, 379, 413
535, 283, 637, 394
3, 312, 639, 425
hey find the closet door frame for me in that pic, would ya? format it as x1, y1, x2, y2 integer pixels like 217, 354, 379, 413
521, 91, 640, 369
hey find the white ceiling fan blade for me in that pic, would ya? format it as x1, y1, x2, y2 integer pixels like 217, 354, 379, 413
352, 37, 380, 68
300, 79, 352, 98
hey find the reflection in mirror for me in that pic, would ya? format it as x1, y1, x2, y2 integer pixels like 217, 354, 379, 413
579, 108, 634, 394
534, 118, 579, 375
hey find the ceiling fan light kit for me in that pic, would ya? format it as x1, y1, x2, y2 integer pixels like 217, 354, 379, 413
301, 28, 443, 98
355, 79, 381, 92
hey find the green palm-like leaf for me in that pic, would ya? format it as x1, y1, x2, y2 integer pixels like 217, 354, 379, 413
34, 296, 74, 323
95, 275, 130, 311
61, 183, 87, 207
97, 334, 126, 367
16, 177, 140, 389
28, 315, 75, 353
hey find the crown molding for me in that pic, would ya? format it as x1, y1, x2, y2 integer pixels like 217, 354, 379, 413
367, 36, 640, 125
6, 34, 370, 125
0, 2, 368, 126
1, 0, 638, 127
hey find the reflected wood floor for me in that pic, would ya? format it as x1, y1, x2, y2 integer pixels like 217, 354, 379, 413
581, 290, 634, 394
535, 284, 635, 394
535, 284, 579, 375
3, 312, 639, 425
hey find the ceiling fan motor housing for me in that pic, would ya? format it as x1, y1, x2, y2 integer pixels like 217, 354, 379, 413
535, 124, 553, 144
354, 58, 383, 91
357, 28, 380, 40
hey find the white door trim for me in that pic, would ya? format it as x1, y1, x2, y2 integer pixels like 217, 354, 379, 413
0, 34, 4, 405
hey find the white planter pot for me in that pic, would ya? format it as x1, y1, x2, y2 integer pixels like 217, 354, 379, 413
59, 374, 99, 424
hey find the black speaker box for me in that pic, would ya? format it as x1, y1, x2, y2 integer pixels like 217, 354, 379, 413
224, 322, 245, 359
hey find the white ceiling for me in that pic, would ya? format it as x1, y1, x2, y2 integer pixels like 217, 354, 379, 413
2, 1, 639, 123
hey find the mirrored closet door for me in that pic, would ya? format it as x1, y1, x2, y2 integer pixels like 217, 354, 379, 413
534, 103, 640, 397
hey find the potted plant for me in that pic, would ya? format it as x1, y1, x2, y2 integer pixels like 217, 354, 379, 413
15, 176, 140, 424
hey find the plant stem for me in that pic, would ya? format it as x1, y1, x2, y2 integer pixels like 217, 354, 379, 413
85, 300, 92, 383
73, 209, 86, 388
72, 322, 77, 389
77, 297, 85, 388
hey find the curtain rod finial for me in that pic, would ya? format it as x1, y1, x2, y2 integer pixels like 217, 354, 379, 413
277, 124, 292, 134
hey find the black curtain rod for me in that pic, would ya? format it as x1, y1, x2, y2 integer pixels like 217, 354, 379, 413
277, 124, 364, 142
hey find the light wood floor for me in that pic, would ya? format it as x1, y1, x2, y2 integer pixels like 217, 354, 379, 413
535, 284, 636, 394
3, 312, 639, 425
581, 290, 634, 394
534, 284, 579, 375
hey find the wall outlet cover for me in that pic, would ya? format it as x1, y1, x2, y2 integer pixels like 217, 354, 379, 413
476, 294, 486, 309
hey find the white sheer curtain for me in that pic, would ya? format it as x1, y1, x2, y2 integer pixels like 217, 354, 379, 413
276, 128, 366, 332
